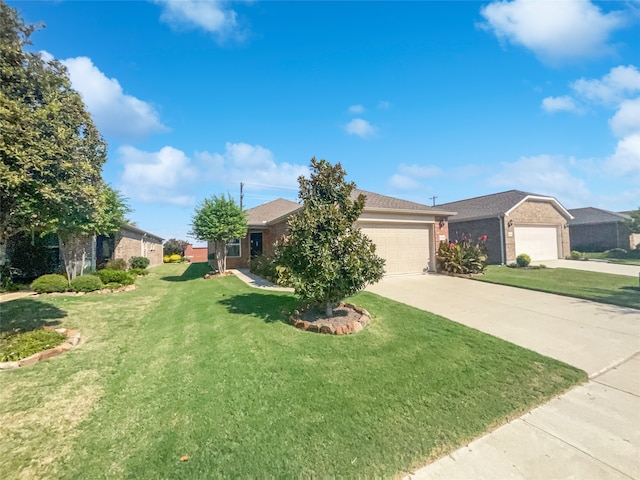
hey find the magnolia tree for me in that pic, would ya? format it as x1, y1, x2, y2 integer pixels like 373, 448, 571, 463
190, 194, 247, 273
0, 3, 128, 282
275, 158, 385, 316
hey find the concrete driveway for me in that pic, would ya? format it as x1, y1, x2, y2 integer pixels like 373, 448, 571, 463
366, 275, 640, 479
538, 259, 640, 278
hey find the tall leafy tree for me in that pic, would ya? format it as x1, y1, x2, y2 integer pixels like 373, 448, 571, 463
0, 2, 126, 280
275, 158, 385, 316
190, 194, 247, 273
163, 238, 189, 256
626, 208, 640, 234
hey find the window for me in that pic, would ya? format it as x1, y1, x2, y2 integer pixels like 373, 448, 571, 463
226, 238, 241, 258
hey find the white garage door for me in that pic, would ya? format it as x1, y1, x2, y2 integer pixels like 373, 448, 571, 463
514, 226, 559, 261
358, 223, 430, 275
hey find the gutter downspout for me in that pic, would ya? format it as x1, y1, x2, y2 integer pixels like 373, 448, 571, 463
499, 216, 505, 265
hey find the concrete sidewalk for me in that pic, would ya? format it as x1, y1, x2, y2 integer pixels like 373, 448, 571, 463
539, 259, 640, 278
367, 275, 640, 479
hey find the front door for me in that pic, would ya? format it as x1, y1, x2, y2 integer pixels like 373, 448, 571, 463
250, 232, 263, 258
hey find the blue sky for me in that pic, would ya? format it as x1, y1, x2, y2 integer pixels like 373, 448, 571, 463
11, 0, 640, 244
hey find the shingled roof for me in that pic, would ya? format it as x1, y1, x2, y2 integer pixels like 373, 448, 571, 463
246, 198, 301, 226
568, 207, 630, 226
245, 189, 455, 226
353, 189, 454, 215
438, 190, 572, 222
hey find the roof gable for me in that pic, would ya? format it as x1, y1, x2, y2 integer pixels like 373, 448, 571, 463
439, 190, 572, 221
568, 207, 630, 225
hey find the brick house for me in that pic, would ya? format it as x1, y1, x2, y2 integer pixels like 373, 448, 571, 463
568, 208, 633, 251
107, 224, 164, 268
211, 189, 455, 275
438, 190, 572, 264
184, 244, 208, 263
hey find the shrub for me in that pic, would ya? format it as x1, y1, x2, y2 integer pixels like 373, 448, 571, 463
70, 275, 103, 293
569, 250, 582, 260
0, 329, 67, 362
104, 258, 127, 271
605, 248, 627, 259
163, 255, 171, 263
169, 254, 182, 263
129, 256, 150, 269
31, 274, 68, 293
516, 253, 531, 267
250, 255, 278, 280
437, 237, 488, 275
129, 268, 149, 276
96, 269, 135, 286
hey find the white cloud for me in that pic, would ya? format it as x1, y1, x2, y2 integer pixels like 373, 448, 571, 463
348, 104, 365, 114
571, 65, 640, 106
389, 174, 421, 191
197, 142, 308, 190
609, 97, 640, 138
605, 134, 640, 178
541, 95, 583, 113
489, 154, 591, 207
154, 0, 242, 39
378, 100, 391, 109
480, 0, 626, 63
57, 55, 167, 141
398, 163, 443, 178
345, 118, 377, 138
388, 164, 443, 191
118, 146, 198, 206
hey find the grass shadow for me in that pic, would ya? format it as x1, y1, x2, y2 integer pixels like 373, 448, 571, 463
0, 298, 67, 333
581, 286, 640, 310
160, 262, 211, 282
218, 292, 298, 324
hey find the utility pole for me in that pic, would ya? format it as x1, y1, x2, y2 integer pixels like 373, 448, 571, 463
240, 182, 244, 210
429, 195, 438, 207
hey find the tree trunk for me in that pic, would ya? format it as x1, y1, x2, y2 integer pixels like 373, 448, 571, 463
325, 301, 333, 317
0, 238, 7, 285
59, 233, 91, 282
214, 241, 226, 273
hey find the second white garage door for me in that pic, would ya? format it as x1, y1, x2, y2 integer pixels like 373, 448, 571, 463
514, 226, 559, 261
358, 223, 430, 275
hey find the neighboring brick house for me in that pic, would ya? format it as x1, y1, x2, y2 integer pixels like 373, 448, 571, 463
107, 224, 164, 268
211, 189, 455, 275
184, 244, 208, 263
568, 208, 633, 251
438, 190, 572, 264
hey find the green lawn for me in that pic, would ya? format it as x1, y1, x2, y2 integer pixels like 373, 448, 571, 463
583, 252, 640, 266
477, 266, 640, 309
0, 263, 585, 479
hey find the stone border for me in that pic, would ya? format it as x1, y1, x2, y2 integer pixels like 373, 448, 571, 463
0, 327, 82, 370
290, 302, 372, 335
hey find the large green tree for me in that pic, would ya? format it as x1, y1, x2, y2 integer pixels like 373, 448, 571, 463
190, 194, 247, 273
275, 158, 385, 316
163, 238, 189, 257
626, 208, 640, 234
0, 2, 128, 280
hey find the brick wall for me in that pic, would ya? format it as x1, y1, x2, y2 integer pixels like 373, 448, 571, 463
113, 228, 163, 268
569, 222, 632, 251
184, 244, 208, 263
505, 200, 569, 262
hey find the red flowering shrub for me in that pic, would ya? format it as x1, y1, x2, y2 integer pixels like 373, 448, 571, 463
437, 235, 488, 274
